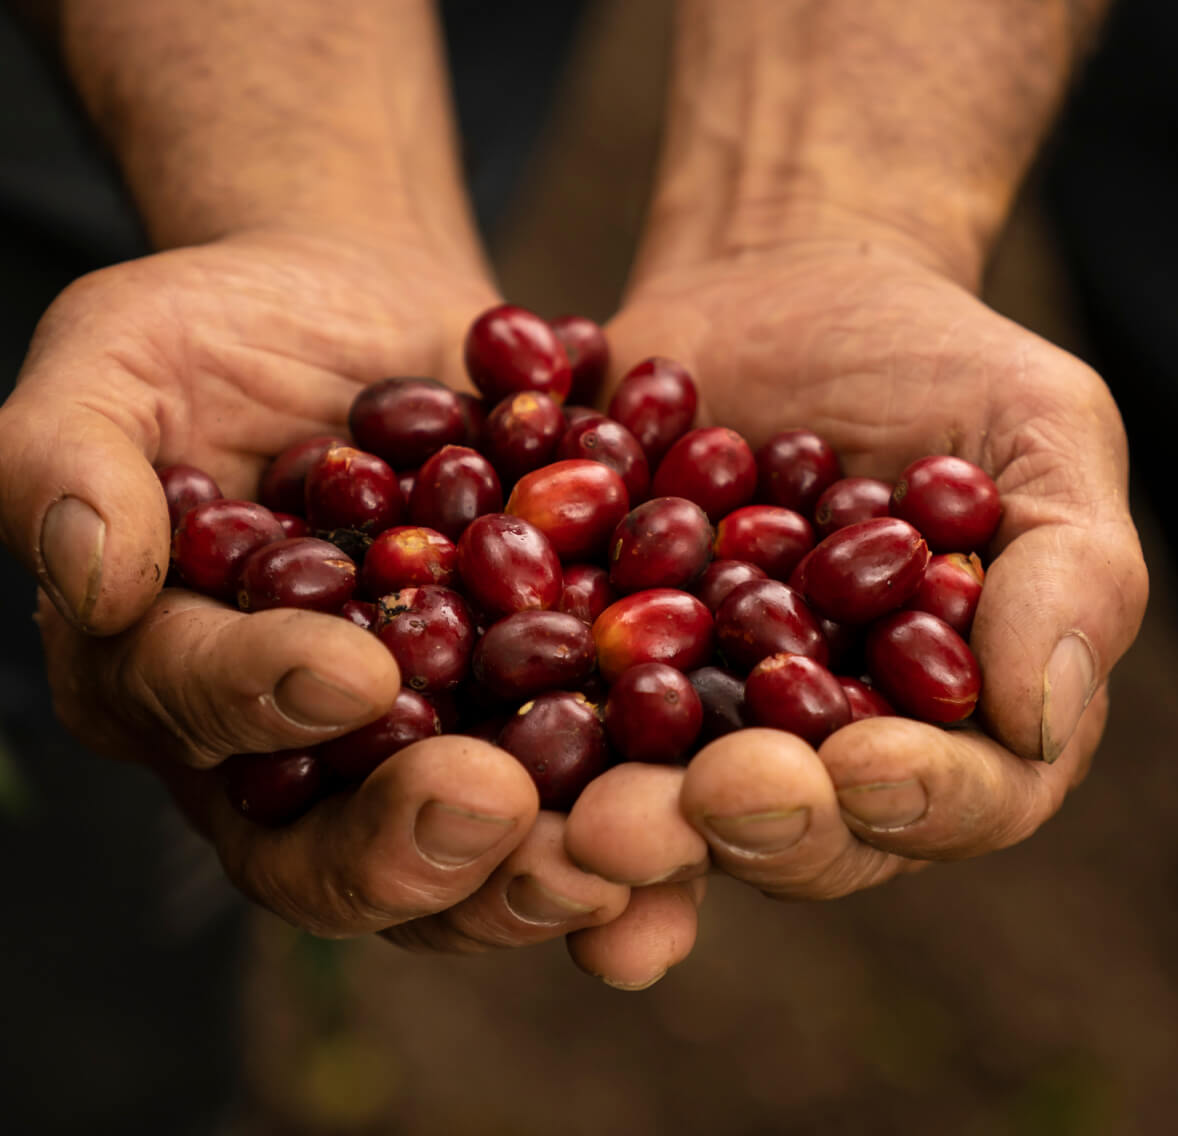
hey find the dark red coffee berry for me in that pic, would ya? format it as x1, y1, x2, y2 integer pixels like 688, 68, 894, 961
814, 477, 893, 538
172, 499, 284, 600
838, 676, 896, 721
549, 314, 610, 405
339, 599, 379, 631
376, 585, 475, 692
360, 526, 458, 596
558, 564, 617, 625
237, 537, 356, 613
607, 357, 698, 466
506, 459, 629, 562
222, 749, 324, 827
473, 609, 596, 701
756, 429, 842, 515
481, 390, 565, 483
464, 303, 572, 404
651, 427, 757, 522
317, 690, 441, 783
408, 445, 503, 542
556, 415, 650, 504
744, 653, 851, 746
608, 496, 713, 593
714, 578, 829, 672
304, 444, 403, 534
348, 378, 467, 470
593, 589, 714, 684
903, 551, 985, 638
604, 662, 703, 764
455, 392, 489, 449
258, 434, 345, 516
890, 455, 1002, 553
456, 513, 563, 619
713, 505, 814, 581
157, 464, 222, 531
692, 559, 769, 613
273, 512, 311, 539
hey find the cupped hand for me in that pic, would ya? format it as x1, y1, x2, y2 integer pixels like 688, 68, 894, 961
0, 227, 671, 972
566, 234, 1148, 905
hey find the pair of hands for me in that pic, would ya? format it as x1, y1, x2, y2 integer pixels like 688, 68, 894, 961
0, 217, 1147, 989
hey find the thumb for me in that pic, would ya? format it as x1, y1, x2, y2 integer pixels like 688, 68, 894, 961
0, 380, 171, 635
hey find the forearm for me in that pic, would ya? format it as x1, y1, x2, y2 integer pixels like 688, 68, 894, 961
51, 0, 482, 263
638, 0, 1111, 287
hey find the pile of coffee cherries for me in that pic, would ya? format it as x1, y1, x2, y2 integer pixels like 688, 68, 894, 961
158, 304, 999, 826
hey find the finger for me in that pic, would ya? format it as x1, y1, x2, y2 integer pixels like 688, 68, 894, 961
37, 589, 401, 768
679, 728, 908, 899
381, 812, 630, 952
567, 880, 704, 991
979, 362, 1148, 761
563, 763, 710, 886
818, 695, 1105, 860
0, 371, 171, 635
208, 736, 539, 937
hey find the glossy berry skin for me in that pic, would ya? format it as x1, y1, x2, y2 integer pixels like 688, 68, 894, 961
713, 505, 814, 581
799, 517, 930, 624
558, 564, 617, 625
651, 427, 757, 522
348, 378, 466, 470
237, 537, 356, 613
339, 599, 378, 631
464, 303, 572, 404
480, 391, 565, 483
604, 663, 703, 764
745, 654, 851, 746
607, 357, 698, 465
814, 477, 893, 538
549, 314, 610, 405
376, 585, 475, 692
714, 578, 829, 672
563, 405, 605, 427
756, 429, 843, 516
692, 559, 768, 613
838, 676, 896, 721
360, 526, 457, 596
172, 499, 285, 600
506, 459, 629, 562
556, 415, 650, 503
157, 464, 222, 531
304, 445, 403, 534
456, 392, 489, 448
688, 666, 747, 744
608, 496, 713, 594
497, 691, 609, 810
865, 610, 981, 723
273, 512, 311, 539
222, 749, 324, 827
258, 434, 345, 516
903, 551, 985, 638
408, 445, 503, 542
592, 588, 714, 684
318, 690, 441, 783
473, 610, 596, 701
890, 455, 1002, 552
456, 513, 563, 619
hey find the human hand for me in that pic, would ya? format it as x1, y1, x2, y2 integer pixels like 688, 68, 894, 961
565, 229, 1148, 910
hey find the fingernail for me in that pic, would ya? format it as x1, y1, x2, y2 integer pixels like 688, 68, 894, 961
630, 859, 710, 887
837, 778, 927, 829
414, 801, 516, 867
505, 875, 596, 925
603, 970, 666, 992
40, 497, 105, 628
1042, 631, 1097, 763
273, 668, 374, 728
703, 807, 810, 857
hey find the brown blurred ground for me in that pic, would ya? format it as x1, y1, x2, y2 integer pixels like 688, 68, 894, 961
234, 4, 1178, 1133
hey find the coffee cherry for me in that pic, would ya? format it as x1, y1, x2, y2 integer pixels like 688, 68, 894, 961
688, 666, 748, 744
838, 676, 895, 721
814, 476, 893, 538
549, 314, 610, 405
890, 455, 1002, 552
651, 427, 757, 522
903, 551, 985, 637
558, 564, 617, 625
714, 579, 829, 672
497, 691, 609, 810
506, 459, 629, 562
258, 434, 345, 515
607, 357, 698, 465
713, 505, 814, 581
317, 690, 441, 783
592, 589, 714, 684
692, 559, 768, 613
456, 513, 563, 619
608, 496, 713, 594
273, 512, 311, 538
799, 517, 930, 624
745, 653, 851, 746
237, 537, 356, 613
563, 405, 605, 427
172, 499, 285, 600
455, 392, 489, 449
473, 610, 596, 701
481, 391, 565, 483
222, 749, 324, 827
864, 610, 980, 723
376, 585, 475, 692
360, 526, 458, 596
339, 599, 378, 631
348, 378, 467, 470
464, 303, 572, 404
756, 429, 842, 515
305, 444, 403, 534
408, 445, 503, 541
157, 464, 222, 531
604, 663, 703, 764
556, 415, 650, 503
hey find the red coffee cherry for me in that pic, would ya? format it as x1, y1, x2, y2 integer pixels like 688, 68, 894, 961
651, 427, 757, 522
692, 559, 769, 613
456, 513, 563, 619
480, 390, 566, 484
814, 476, 893, 538
558, 564, 617, 625
549, 314, 610, 405
755, 429, 842, 515
592, 589, 714, 684
890, 454, 1002, 552
472, 609, 596, 701
157, 464, 222, 531
714, 578, 829, 672
348, 378, 467, 470
237, 537, 356, 613
172, 499, 284, 601
903, 551, 985, 638
745, 653, 851, 746
608, 496, 713, 594
838, 676, 896, 721
556, 415, 650, 504
607, 357, 698, 466
464, 303, 573, 404
375, 585, 476, 692
304, 444, 403, 534
317, 690, 442, 783
258, 434, 345, 516
408, 445, 503, 541
604, 662, 703, 764
222, 748, 324, 827
360, 526, 458, 596
506, 459, 629, 562
713, 505, 814, 581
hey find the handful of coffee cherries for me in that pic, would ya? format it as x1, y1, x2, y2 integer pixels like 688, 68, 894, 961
159, 304, 1000, 826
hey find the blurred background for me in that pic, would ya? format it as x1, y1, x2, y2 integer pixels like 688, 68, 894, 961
2, 2, 1176, 1134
